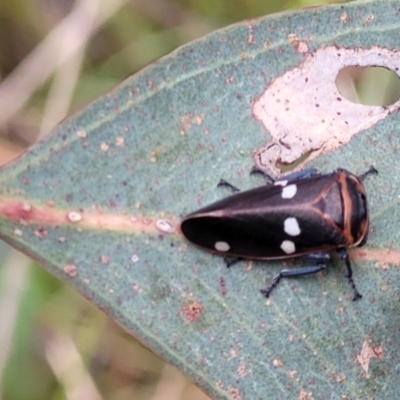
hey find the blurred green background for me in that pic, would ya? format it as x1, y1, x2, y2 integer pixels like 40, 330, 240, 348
2, 0, 394, 399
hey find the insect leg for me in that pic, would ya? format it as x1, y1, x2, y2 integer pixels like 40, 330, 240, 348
223, 257, 243, 268
358, 166, 378, 182
260, 254, 328, 298
217, 179, 240, 193
250, 166, 320, 185
250, 166, 274, 184
336, 248, 362, 301
277, 168, 320, 182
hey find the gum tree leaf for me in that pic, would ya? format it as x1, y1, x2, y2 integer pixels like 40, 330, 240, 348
0, 1, 399, 398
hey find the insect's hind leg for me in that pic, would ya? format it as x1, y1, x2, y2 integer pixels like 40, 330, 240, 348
223, 257, 243, 268
336, 248, 362, 301
260, 253, 329, 298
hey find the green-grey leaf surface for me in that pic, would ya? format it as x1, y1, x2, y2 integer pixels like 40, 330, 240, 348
1, 1, 400, 398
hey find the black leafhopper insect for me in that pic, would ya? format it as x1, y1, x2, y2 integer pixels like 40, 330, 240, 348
181, 167, 377, 300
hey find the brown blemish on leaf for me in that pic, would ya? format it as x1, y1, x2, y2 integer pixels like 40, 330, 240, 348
273, 358, 284, 367
289, 370, 297, 379
229, 387, 242, 400
131, 283, 140, 293
288, 34, 308, 54
76, 129, 87, 138
116, 136, 124, 147
335, 374, 346, 383
253, 46, 400, 175
219, 276, 227, 296
288, 33, 300, 46
356, 340, 384, 374
101, 255, 109, 264
230, 348, 238, 358
34, 227, 47, 239
63, 264, 77, 277
179, 113, 205, 135
237, 363, 247, 377
100, 142, 109, 152
298, 390, 314, 400
180, 301, 203, 323
340, 12, 348, 23
247, 25, 256, 45
297, 41, 308, 54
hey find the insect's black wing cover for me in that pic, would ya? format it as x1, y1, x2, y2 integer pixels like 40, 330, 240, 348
181, 172, 349, 259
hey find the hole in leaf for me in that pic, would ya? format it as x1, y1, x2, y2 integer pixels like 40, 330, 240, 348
336, 66, 400, 106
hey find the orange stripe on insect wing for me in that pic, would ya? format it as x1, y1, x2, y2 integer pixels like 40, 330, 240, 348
348, 175, 369, 246
348, 174, 367, 196
353, 218, 369, 247
338, 172, 355, 245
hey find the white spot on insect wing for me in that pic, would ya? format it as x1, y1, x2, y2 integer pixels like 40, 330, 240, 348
274, 180, 288, 186
284, 217, 301, 236
215, 241, 230, 252
281, 184, 297, 199
280, 240, 296, 254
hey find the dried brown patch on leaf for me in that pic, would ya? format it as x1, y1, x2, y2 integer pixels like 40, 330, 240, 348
253, 46, 400, 175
